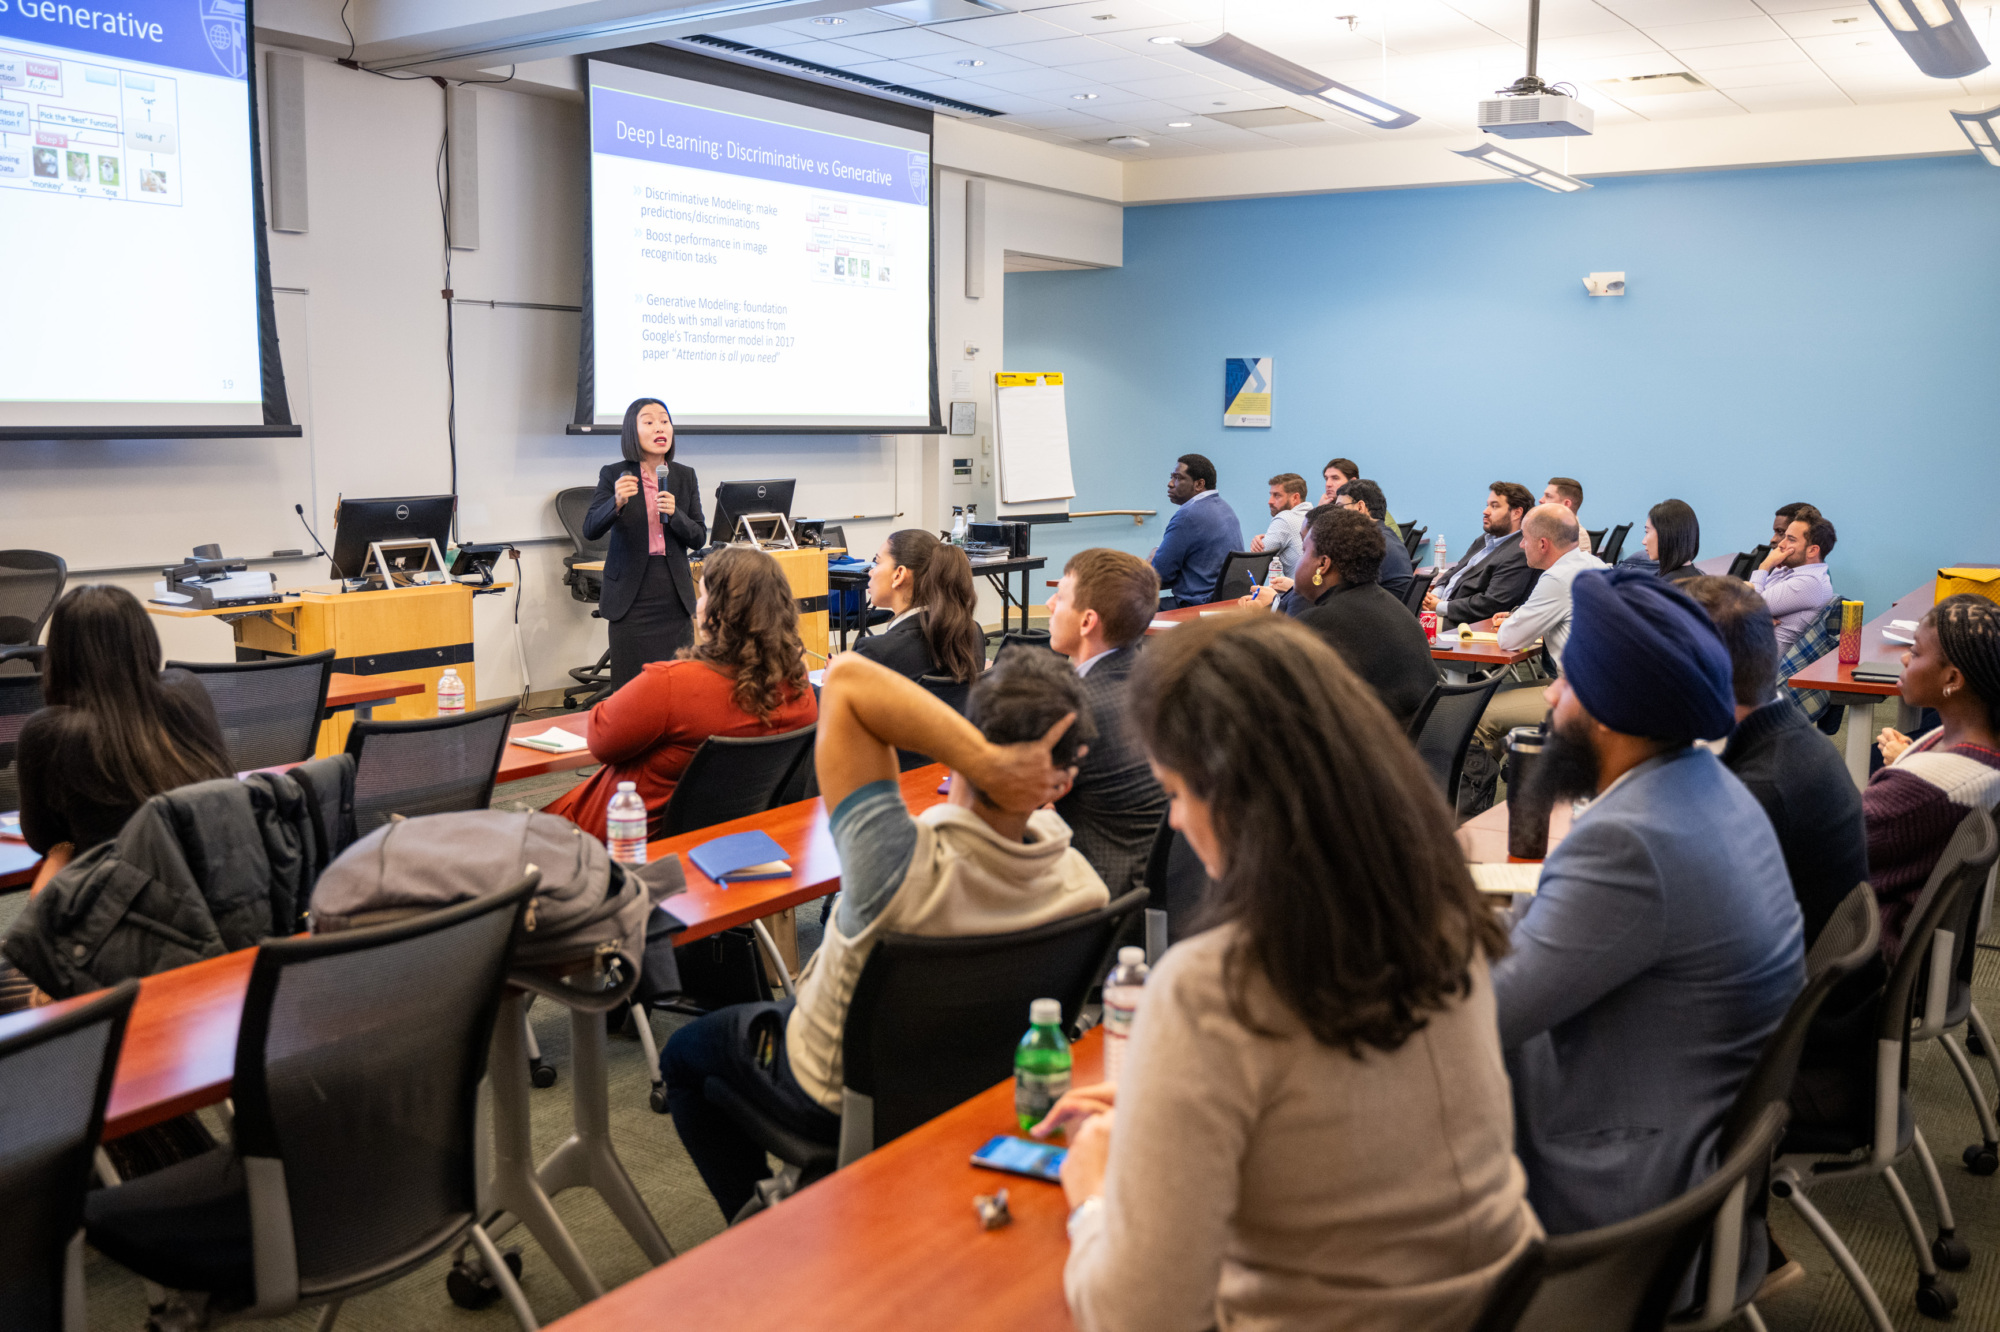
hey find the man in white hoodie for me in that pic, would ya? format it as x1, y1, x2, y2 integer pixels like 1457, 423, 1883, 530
663, 649, 1110, 1221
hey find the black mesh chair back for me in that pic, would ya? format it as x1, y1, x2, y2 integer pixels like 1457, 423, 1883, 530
893, 676, 973, 773
1406, 675, 1506, 804
1402, 524, 1427, 561
556, 486, 607, 603
0, 551, 67, 648
1599, 523, 1633, 566
1585, 527, 1607, 554
1403, 569, 1437, 614
344, 699, 516, 837
1140, 815, 1212, 951
843, 890, 1147, 1147
230, 879, 533, 1299
820, 524, 849, 554
659, 724, 818, 838
0, 979, 138, 1332
167, 650, 336, 772
1472, 1104, 1790, 1332
0, 652, 46, 815
1213, 551, 1265, 603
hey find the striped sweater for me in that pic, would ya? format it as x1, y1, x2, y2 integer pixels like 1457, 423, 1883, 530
1863, 733, 2000, 963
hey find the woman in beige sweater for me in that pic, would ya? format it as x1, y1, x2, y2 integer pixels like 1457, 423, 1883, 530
1036, 613, 1538, 1332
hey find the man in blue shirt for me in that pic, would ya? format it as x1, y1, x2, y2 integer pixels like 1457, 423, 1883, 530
1150, 453, 1243, 607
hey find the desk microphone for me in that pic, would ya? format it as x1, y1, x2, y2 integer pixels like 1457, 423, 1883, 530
294, 503, 342, 577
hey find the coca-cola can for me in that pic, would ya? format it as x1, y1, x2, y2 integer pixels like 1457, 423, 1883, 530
1419, 610, 1440, 641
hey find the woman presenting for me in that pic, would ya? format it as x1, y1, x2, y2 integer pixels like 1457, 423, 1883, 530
586, 397, 706, 693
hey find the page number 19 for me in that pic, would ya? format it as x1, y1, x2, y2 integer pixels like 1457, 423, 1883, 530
222, 379, 235, 389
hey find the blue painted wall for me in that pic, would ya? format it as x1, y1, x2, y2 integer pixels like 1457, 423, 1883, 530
1003, 155, 2000, 614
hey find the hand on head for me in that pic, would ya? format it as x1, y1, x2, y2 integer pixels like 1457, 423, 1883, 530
973, 712, 1083, 811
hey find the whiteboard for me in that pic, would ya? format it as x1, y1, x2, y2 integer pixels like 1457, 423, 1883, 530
994, 372, 1075, 509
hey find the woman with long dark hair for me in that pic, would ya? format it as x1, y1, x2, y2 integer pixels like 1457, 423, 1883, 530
851, 529, 984, 684
1035, 613, 1535, 1331
584, 397, 707, 693
16, 584, 231, 873
547, 545, 817, 839
1642, 498, 1702, 585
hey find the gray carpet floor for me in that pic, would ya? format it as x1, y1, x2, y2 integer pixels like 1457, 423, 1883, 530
33, 699, 2000, 1330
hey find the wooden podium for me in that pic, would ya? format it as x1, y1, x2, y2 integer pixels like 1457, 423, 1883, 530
572, 548, 831, 660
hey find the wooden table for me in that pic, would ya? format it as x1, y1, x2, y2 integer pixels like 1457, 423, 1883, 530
546, 1030, 1105, 1332
497, 714, 598, 785
324, 672, 425, 720
1457, 799, 1574, 865
0, 839, 37, 891
2, 764, 951, 1141
1786, 580, 1933, 787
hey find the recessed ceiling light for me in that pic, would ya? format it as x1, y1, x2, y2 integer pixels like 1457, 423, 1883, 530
811, 14, 844, 23
1092, 13, 1116, 20
1148, 35, 1180, 44
957, 58, 985, 66
1832, 14, 1859, 21
1073, 91, 1100, 99
1212, 100, 1227, 106
1167, 120, 1192, 127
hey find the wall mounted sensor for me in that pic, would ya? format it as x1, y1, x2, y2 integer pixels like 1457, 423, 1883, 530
1584, 272, 1626, 296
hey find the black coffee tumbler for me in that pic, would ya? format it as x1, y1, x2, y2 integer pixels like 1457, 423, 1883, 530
1506, 724, 1552, 860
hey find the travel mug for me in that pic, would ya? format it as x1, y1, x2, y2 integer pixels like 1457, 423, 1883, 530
1839, 600, 1864, 665
1505, 725, 1553, 861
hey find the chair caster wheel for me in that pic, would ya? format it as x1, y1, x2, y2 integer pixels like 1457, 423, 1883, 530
1916, 1278, 1958, 1319
1963, 1143, 1998, 1176
530, 1057, 558, 1089
650, 1085, 669, 1114
1934, 1234, 1972, 1271
1970, 1029, 1986, 1056
447, 1248, 523, 1309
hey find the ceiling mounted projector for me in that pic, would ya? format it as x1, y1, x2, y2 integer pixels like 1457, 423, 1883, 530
1478, 93, 1594, 138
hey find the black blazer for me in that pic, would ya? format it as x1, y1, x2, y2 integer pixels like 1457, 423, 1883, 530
1055, 646, 1168, 896
584, 459, 705, 622
1295, 581, 1440, 728
852, 614, 935, 680
1433, 530, 1540, 626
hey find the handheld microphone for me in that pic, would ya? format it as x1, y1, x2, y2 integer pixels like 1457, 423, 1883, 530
656, 464, 668, 524
295, 503, 344, 579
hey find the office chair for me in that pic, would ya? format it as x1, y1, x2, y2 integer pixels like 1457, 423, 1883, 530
1139, 814, 1212, 961
0, 550, 66, 649
85, 883, 539, 1332
1904, 809, 2000, 1174
1598, 523, 1633, 566
556, 485, 615, 709
1771, 809, 1999, 1330
1730, 547, 1768, 580
344, 699, 517, 837
703, 890, 1148, 1214
1585, 527, 1607, 554
1405, 676, 1506, 813
0, 978, 138, 1332
821, 525, 891, 647
166, 651, 336, 772
1213, 551, 1266, 603
1403, 569, 1436, 615
1402, 524, 1428, 562
0, 647, 45, 815
894, 674, 974, 772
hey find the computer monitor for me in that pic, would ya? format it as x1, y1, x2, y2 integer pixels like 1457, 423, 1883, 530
709, 478, 797, 546
329, 495, 456, 582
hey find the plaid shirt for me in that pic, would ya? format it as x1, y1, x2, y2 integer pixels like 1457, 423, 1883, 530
1779, 598, 1843, 722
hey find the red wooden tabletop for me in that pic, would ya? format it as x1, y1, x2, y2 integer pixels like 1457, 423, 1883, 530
1784, 581, 1935, 699
497, 715, 597, 784
324, 674, 425, 710
546, 1031, 1105, 1332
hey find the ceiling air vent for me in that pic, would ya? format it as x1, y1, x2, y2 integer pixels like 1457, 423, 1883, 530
1204, 106, 1322, 129
1595, 71, 1710, 97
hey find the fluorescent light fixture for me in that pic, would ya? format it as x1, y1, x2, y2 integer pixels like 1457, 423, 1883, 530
1453, 142, 1591, 193
1953, 104, 2000, 165
1184, 33, 1419, 130
1149, 35, 1180, 44
1865, 0, 1990, 78
1167, 120, 1192, 127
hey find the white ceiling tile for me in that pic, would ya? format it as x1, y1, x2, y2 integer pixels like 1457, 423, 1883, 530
1697, 59, 1835, 87
834, 26, 977, 58
1116, 69, 1247, 97
1766, 6, 1887, 38
1027, 2, 1193, 34
770, 11, 911, 38
1051, 54, 1184, 81
1791, 30, 1905, 59
1838, 80, 1966, 102
697, 22, 814, 48
923, 12, 1078, 45
1600, 0, 1766, 23
1004, 105, 1120, 129
1536, 30, 1671, 61
837, 59, 946, 83
788, 40, 902, 69
992, 34, 1130, 65
1722, 80, 1856, 108
1676, 39, 1816, 69
896, 45, 1042, 76
1250, 118, 1368, 143
975, 64, 1113, 92
1753, 0, 1876, 11
1624, 88, 1752, 116
1445, 0, 1636, 41
1644, 15, 1790, 47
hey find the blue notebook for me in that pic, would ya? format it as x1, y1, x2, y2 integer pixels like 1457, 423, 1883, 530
688, 830, 793, 883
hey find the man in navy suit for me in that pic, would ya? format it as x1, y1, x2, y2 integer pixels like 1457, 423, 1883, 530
1150, 454, 1242, 608
1492, 567, 1803, 1283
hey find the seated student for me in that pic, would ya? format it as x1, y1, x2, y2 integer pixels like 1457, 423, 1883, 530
1866, 595, 2000, 962
1321, 456, 1401, 537
1470, 504, 1604, 774
1422, 481, 1539, 627
1685, 576, 1866, 948
1751, 507, 1837, 652
1333, 478, 1414, 604
1247, 473, 1311, 579
1256, 507, 1437, 728
851, 529, 984, 684
1046, 549, 1170, 896
1038, 613, 1537, 1332
1641, 499, 1703, 585
547, 545, 817, 839
663, 650, 1108, 1220
1542, 476, 1592, 554
1151, 453, 1243, 607
1493, 568, 1802, 1254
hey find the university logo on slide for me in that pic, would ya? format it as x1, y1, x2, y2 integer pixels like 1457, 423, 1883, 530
906, 152, 929, 207
200, 0, 247, 79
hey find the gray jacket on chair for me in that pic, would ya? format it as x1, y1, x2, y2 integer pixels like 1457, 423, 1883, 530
1491, 745, 1804, 1239
2, 771, 329, 998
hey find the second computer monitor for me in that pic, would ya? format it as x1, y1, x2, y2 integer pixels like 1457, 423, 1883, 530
710, 478, 797, 545
329, 494, 456, 582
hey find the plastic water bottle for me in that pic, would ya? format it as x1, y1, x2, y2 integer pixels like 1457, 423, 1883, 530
1014, 998, 1072, 1133
1102, 946, 1149, 1087
1432, 535, 1447, 570
436, 667, 465, 716
950, 506, 967, 547
606, 781, 648, 867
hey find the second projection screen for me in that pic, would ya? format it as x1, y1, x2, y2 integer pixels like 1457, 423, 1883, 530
587, 59, 934, 429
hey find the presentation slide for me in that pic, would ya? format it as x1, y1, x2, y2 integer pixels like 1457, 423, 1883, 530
587, 61, 935, 430
0, 0, 264, 429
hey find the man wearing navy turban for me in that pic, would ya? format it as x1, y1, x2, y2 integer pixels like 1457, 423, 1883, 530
1490, 567, 1805, 1300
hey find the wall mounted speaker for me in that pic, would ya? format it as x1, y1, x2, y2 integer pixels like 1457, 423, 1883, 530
964, 176, 985, 299
265, 50, 307, 233
447, 85, 479, 251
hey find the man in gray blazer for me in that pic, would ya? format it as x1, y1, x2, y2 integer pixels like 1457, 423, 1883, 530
1491, 567, 1804, 1265
1046, 549, 1170, 896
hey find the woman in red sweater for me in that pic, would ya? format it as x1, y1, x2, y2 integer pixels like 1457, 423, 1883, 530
548, 545, 818, 839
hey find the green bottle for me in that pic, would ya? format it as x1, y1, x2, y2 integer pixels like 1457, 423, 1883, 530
1014, 998, 1072, 1133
